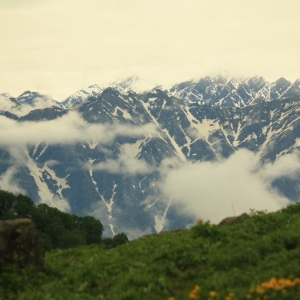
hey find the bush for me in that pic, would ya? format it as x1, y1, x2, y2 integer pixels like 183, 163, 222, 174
102, 232, 129, 249
191, 219, 225, 243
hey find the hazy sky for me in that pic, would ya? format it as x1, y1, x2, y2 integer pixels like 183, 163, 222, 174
1, 0, 300, 100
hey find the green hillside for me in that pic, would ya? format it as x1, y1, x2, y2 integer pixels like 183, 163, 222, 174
2, 199, 300, 299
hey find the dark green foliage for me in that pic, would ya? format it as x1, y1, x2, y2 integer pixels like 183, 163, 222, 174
75, 216, 103, 244
57, 230, 87, 249
103, 232, 129, 249
191, 220, 225, 243
14, 194, 36, 218
113, 232, 129, 245
282, 201, 300, 215
0, 190, 17, 219
102, 237, 116, 248
0, 190, 103, 251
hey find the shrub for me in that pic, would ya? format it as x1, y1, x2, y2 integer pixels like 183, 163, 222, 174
191, 219, 224, 243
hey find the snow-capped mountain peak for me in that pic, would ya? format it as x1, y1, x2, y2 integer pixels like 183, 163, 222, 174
0, 91, 61, 116
110, 76, 157, 94
62, 77, 158, 109
168, 76, 300, 107
62, 84, 104, 108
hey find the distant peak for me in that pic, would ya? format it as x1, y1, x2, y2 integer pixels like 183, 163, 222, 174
20, 90, 34, 96
275, 77, 290, 84
293, 78, 300, 84
110, 77, 157, 93
87, 84, 104, 89
0, 92, 10, 98
101, 87, 120, 94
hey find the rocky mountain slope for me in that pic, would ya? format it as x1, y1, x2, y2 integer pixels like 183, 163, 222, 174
1, 76, 300, 238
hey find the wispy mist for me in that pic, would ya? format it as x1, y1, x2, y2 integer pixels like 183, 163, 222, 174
0, 112, 157, 146
90, 143, 154, 175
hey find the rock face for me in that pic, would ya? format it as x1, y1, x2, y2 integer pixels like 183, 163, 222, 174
1, 78, 300, 239
218, 213, 250, 226
0, 218, 45, 272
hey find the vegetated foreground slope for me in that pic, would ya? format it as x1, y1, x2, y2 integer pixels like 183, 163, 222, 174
2, 203, 300, 299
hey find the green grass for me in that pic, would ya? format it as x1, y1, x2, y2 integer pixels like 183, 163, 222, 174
2, 205, 300, 299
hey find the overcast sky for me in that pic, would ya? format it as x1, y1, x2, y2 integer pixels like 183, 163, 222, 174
1, 0, 300, 100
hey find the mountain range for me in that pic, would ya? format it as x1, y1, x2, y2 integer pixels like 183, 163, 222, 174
1, 75, 300, 239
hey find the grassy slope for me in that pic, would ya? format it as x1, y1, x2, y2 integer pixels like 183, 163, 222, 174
2, 205, 300, 299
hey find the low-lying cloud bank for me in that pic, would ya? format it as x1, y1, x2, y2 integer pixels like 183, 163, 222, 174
15, 96, 59, 116
0, 111, 157, 146
159, 149, 294, 224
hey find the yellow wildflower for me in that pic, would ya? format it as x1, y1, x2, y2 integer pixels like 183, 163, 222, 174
256, 286, 265, 294
194, 285, 201, 292
188, 292, 199, 300
189, 285, 201, 300
209, 291, 217, 297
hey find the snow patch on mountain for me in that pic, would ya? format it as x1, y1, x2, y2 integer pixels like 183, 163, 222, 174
62, 84, 104, 108
23, 147, 70, 211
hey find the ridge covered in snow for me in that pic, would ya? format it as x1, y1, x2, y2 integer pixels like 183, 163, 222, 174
2, 75, 300, 113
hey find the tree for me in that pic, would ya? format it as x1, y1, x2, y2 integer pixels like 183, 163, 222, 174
0, 190, 17, 219
14, 194, 36, 218
0, 190, 104, 250
77, 216, 103, 245
44, 222, 64, 247
57, 230, 86, 249
102, 233, 129, 249
113, 233, 129, 246
102, 237, 116, 249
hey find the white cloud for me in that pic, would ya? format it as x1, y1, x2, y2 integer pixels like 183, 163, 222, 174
0, 94, 17, 111
0, 166, 25, 195
13, 96, 59, 116
91, 143, 154, 175
159, 149, 291, 224
0, 111, 157, 146
259, 151, 300, 182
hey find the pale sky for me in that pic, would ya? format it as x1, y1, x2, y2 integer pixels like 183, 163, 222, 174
1, 0, 300, 101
